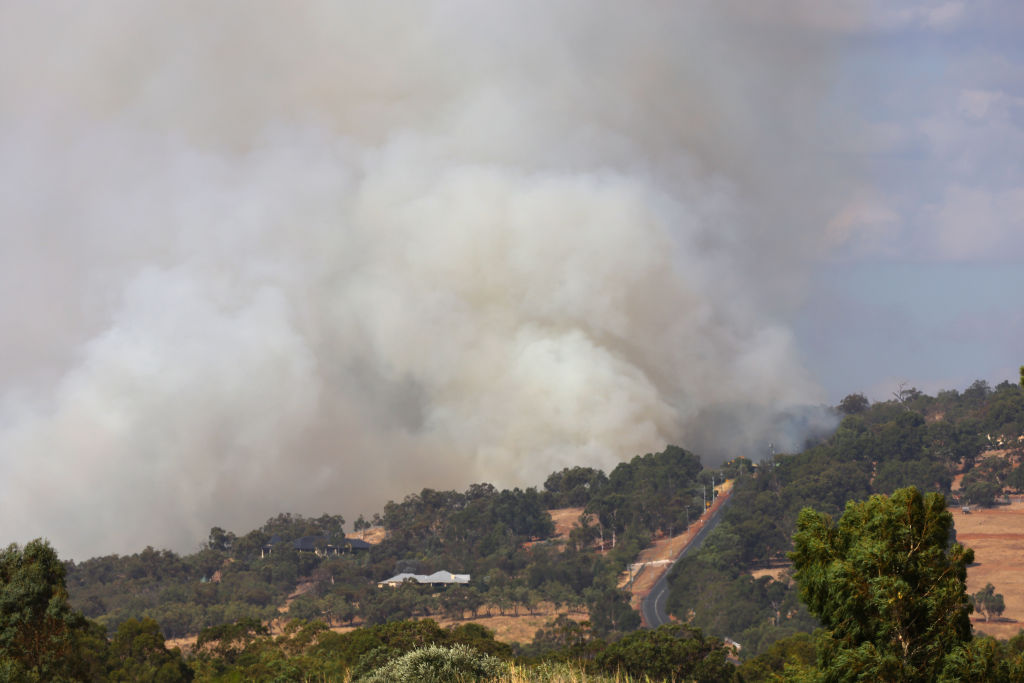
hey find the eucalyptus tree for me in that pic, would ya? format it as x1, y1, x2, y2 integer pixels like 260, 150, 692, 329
791, 487, 974, 681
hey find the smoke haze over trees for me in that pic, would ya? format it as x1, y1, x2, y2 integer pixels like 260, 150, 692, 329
1, 2, 878, 557
0, 376, 1020, 679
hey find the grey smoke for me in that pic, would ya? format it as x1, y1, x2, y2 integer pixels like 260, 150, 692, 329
0, 2, 851, 558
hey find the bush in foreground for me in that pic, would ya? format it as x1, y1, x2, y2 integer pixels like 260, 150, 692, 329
358, 643, 503, 682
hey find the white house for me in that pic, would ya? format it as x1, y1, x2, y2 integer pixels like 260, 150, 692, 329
377, 570, 470, 588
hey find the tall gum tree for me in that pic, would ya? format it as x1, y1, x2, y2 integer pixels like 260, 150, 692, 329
790, 487, 974, 681
0, 539, 90, 679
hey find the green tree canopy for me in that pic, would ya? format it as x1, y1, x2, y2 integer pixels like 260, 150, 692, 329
790, 487, 975, 681
107, 617, 192, 681
838, 393, 870, 415
0, 539, 96, 680
594, 624, 732, 682
972, 583, 1006, 623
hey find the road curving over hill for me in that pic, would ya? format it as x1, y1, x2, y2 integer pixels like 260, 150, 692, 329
641, 490, 733, 628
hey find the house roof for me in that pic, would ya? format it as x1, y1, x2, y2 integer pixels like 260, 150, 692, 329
261, 534, 285, 550
422, 570, 470, 584
292, 535, 329, 552
378, 571, 470, 586
380, 572, 420, 584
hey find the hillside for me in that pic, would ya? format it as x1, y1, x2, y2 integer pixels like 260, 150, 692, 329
64, 445, 713, 644
664, 379, 1024, 655
34, 376, 1024, 678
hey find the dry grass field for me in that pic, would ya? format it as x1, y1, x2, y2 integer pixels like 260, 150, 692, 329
748, 565, 791, 583
433, 606, 590, 643
358, 526, 387, 544
168, 603, 590, 654
954, 499, 1024, 639
547, 507, 586, 541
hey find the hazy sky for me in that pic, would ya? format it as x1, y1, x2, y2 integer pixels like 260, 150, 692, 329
0, 1, 1022, 558
794, 1, 1024, 400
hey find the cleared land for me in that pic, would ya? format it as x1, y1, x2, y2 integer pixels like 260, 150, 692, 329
433, 606, 589, 643
167, 601, 588, 655
317, 602, 589, 644
547, 507, 586, 541
359, 526, 387, 544
749, 565, 791, 583
954, 499, 1024, 639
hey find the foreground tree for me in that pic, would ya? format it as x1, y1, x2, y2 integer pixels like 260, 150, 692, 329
107, 617, 192, 681
0, 539, 93, 680
2, 540, 193, 681
790, 487, 974, 681
594, 624, 733, 682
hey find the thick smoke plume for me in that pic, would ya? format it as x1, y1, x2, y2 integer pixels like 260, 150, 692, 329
0, 2, 850, 558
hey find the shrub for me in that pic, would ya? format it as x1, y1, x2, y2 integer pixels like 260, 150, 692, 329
358, 643, 503, 682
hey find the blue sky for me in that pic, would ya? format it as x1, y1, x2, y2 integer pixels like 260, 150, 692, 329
795, 1, 1024, 402
797, 262, 1024, 400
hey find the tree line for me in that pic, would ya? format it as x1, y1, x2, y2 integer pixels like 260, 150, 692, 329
13, 483, 1024, 680
60, 445, 717, 642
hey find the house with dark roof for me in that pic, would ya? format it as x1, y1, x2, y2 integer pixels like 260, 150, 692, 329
260, 535, 284, 559
261, 535, 372, 559
292, 535, 339, 555
343, 538, 372, 553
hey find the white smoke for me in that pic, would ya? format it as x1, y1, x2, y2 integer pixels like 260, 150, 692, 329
0, 2, 850, 558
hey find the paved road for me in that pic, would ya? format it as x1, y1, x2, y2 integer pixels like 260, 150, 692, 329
641, 493, 733, 628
